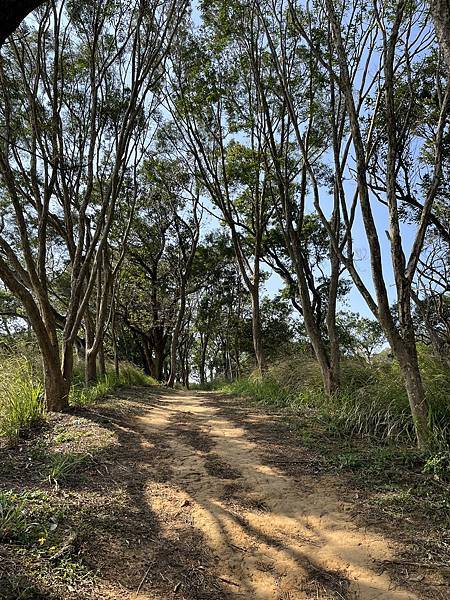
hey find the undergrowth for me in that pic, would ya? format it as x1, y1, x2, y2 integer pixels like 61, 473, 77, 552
0, 356, 44, 439
216, 349, 450, 457
0, 489, 91, 599
0, 357, 155, 440
69, 363, 155, 406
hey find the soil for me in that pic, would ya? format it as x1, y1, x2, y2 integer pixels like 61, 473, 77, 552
1, 386, 448, 600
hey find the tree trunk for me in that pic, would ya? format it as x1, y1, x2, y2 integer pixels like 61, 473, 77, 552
153, 333, 166, 380
183, 352, 190, 389
234, 347, 241, 379
85, 351, 97, 385
112, 308, 120, 377
167, 288, 186, 388
430, 0, 450, 71
84, 313, 97, 384
141, 339, 152, 375
295, 256, 339, 396
326, 246, 341, 393
199, 334, 208, 385
396, 342, 431, 449
113, 342, 120, 377
98, 341, 106, 378
43, 357, 69, 412
251, 287, 265, 376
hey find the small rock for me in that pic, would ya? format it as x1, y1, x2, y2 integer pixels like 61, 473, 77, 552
408, 573, 424, 582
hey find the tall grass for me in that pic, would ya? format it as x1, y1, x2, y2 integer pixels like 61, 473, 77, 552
69, 363, 156, 406
219, 350, 450, 450
0, 356, 44, 439
0, 353, 155, 438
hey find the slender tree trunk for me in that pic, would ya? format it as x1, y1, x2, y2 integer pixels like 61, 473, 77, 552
251, 286, 265, 376
223, 349, 229, 380
167, 288, 186, 388
395, 338, 430, 449
113, 339, 120, 377
141, 339, 153, 375
84, 313, 97, 384
326, 247, 341, 393
183, 351, 190, 389
112, 306, 120, 377
294, 255, 339, 396
234, 347, 241, 379
98, 340, 106, 378
75, 337, 85, 364
199, 333, 209, 385
61, 340, 74, 393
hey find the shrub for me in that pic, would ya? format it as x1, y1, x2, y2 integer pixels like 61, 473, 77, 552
423, 452, 450, 481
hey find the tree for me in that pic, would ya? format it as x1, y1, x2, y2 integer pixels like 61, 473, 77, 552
190, 231, 250, 383
337, 313, 386, 363
430, 0, 450, 71
164, 20, 275, 376
294, 0, 450, 448
200, 0, 345, 394
0, 0, 187, 410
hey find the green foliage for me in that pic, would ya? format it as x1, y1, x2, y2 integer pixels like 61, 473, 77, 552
423, 452, 450, 481
0, 491, 31, 543
337, 312, 386, 361
70, 364, 155, 407
0, 490, 51, 544
0, 487, 92, 597
219, 350, 450, 450
47, 453, 90, 488
0, 357, 44, 440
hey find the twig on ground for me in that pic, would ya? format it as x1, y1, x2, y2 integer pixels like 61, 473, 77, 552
218, 576, 240, 587
135, 564, 153, 596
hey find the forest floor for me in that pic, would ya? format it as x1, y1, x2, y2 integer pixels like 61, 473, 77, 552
0, 386, 448, 600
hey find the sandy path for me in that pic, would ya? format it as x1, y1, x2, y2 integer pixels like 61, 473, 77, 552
128, 389, 417, 600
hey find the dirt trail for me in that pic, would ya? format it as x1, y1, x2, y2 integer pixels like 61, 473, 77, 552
112, 388, 419, 600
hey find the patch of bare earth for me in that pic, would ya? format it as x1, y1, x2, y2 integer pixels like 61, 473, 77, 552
0, 386, 448, 599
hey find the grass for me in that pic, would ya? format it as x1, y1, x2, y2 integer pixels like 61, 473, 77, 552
0, 367, 143, 599
216, 349, 450, 455
0, 490, 55, 545
0, 488, 92, 599
70, 363, 156, 407
47, 452, 91, 489
215, 355, 450, 549
0, 356, 44, 440
0, 354, 155, 441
